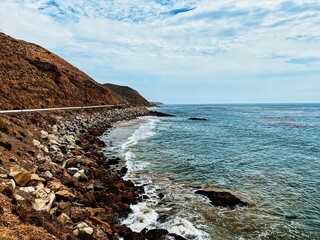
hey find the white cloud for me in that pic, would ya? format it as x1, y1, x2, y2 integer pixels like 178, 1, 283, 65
0, 0, 320, 103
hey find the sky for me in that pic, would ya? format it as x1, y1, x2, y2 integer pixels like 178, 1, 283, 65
0, 0, 319, 104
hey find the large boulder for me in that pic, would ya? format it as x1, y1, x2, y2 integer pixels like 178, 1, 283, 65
195, 190, 248, 207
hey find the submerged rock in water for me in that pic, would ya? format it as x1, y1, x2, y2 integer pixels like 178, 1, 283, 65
149, 111, 175, 117
195, 190, 248, 207
144, 229, 169, 239
189, 117, 208, 121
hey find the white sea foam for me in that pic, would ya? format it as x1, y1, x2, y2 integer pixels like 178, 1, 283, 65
113, 116, 211, 239
121, 116, 160, 150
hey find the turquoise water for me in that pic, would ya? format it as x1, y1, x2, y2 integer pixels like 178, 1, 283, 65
103, 104, 320, 239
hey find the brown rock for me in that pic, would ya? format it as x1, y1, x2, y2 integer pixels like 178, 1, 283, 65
13, 171, 31, 186
69, 207, 90, 223
57, 213, 71, 225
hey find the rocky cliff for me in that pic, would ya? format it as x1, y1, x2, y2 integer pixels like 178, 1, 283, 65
104, 83, 150, 106
0, 33, 149, 110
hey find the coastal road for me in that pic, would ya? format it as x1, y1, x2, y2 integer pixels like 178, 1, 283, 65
0, 105, 121, 116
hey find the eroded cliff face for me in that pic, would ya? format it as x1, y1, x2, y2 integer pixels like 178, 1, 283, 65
0, 33, 149, 110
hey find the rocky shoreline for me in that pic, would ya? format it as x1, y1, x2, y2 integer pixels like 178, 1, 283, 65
0, 107, 175, 239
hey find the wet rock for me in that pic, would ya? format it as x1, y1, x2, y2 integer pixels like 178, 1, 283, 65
168, 233, 187, 240
195, 190, 248, 207
189, 117, 208, 121
157, 214, 169, 223
158, 193, 164, 199
108, 157, 119, 165
120, 167, 128, 175
149, 111, 175, 117
145, 229, 169, 239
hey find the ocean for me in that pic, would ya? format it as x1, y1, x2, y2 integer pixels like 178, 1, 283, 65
100, 104, 320, 240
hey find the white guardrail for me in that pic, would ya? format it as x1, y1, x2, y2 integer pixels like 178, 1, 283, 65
0, 105, 119, 116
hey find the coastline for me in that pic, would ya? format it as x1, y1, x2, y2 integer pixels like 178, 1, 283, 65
0, 107, 159, 239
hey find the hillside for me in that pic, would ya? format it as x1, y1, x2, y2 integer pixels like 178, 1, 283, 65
104, 83, 150, 106
0, 33, 149, 110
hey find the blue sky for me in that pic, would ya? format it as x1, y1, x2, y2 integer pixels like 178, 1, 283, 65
0, 0, 319, 103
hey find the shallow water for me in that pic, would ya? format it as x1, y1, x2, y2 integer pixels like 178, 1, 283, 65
101, 104, 320, 239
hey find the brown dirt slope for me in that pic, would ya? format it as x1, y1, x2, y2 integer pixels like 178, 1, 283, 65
0, 33, 149, 110
104, 83, 150, 106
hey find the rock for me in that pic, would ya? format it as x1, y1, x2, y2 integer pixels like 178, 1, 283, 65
40, 130, 49, 140
33, 191, 56, 211
9, 179, 16, 188
86, 208, 106, 218
55, 189, 75, 199
48, 181, 64, 192
14, 194, 25, 201
59, 145, 68, 154
168, 233, 187, 240
52, 125, 58, 134
145, 229, 169, 239
49, 146, 60, 154
67, 167, 79, 175
43, 171, 53, 179
157, 214, 169, 223
93, 183, 103, 191
108, 158, 119, 165
12, 171, 32, 187
0, 141, 12, 151
75, 222, 94, 238
73, 170, 89, 182
91, 226, 108, 240
70, 208, 90, 223
57, 213, 71, 225
149, 111, 175, 117
49, 139, 59, 146
33, 139, 41, 146
195, 190, 248, 207
48, 134, 58, 142
120, 167, 128, 174
20, 186, 36, 194
189, 117, 208, 121
31, 173, 45, 182
158, 193, 164, 199
9, 156, 17, 162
